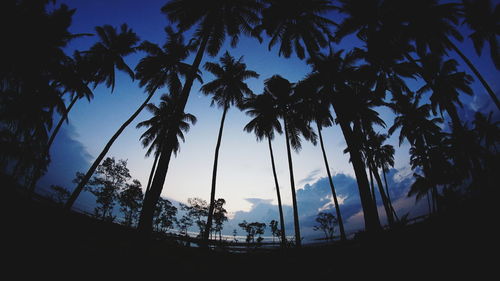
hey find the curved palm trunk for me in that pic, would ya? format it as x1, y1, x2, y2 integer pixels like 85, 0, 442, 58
48, 95, 79, 149
267, 136, 287, 245
65, 89, 156, 209
369, 162, 396, 227
334, 114, 381, 233
146, 151, 160, 194
446, 38, 500, 111
284, 118, 301, 247
317, 123, 346, 241
137, 33, 210, 238
382, 168, 399, 221
203, 105, 229, 242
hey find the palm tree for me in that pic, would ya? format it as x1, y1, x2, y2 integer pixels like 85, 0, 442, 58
265, 75, 318, 247
304, 50, 382, 233
243, 93, 287, 245
200, 52, 259, 242
66, 26, 195, 209
461, 0, 500, 70
138, 0, 263, 237
295, 80, 347, 241
364, 131, 398, 225
417, 55, 473, 129
374, 136, 396, 214
388, 92, 444, 213
137, 93, 197, 193
257, 0, 337, 59
402, 0, 500, 110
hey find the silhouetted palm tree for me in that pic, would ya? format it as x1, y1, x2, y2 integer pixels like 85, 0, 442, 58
137, 94, 197, 193
200, 52, 259, 242
417, 55, 473, 129
257, 0, 337, 59
295, 80, 347, 241
389, 93, 444, 213
243, 93, 287, 245
304, 50, 382, 232
265, 75, 318, 247
66, 26, 193, 209
462, 0, 500, 70
373, 135, 396, 214
403, 0, 500, 110
138, 0, 263, 237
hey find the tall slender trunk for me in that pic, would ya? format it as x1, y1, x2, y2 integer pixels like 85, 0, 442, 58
446, 38, 500, 111
65, 89, 157, 210
268, 136, 287, 245
383, 168, 399, 221
333, 113, 381, 233
48, 95, 79, 149
137, 33, 210, 238
369, 163, 395, 227
137, 144, 174, 238
284, 118, 301, 247
317, 123, 346, 241
146, 151, 160, 194
369, 166, 376, 204
204, 104, 229, 242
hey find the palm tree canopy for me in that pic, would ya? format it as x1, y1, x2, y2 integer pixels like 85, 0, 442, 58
135, 26, 200, 94
416, 55, 473, 117
136, 94, 197, 157
258, 0, 337, 59
264, 75, 317, 151
243, 93, 283, 141
87, 24, 139, 92
461, 0, 500, 69
162, 0, 263, 56
200, 51, 259, 108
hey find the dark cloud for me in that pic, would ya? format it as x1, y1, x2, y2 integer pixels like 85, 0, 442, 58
225, 168, 418, 241
37, 124, 95, 211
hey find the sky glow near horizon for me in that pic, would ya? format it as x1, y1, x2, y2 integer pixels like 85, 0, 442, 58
41, 0, 499, 228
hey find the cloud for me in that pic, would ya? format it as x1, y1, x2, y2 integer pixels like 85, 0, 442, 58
298, 168, 321, 186
224, 167, 423, 242
36, 124, 95, 209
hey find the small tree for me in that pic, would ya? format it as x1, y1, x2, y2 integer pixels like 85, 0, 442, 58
313, 212, 338, 241
118, 179, 143, 227
180, 197, 208, 238
49, 185, 70, 205
177, 215, 193, 236
212, 198, 228, 241
239, 221, 266, 246
83, 157, 131, 222
269, 220, 282, 243
153, 197, 177, 233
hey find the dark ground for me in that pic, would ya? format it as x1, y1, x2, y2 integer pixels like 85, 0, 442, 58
1, 183, 496, 278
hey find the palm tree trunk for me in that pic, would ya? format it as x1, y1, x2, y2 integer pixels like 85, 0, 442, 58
65, 89, 157, 210
446, 38, 500, 111
369, 166, 376, 204
48, 95, 79, 149
146, 151, 160, 194
137, 146, 174, 238
267, 136, 287, 245
204, 104, 229, 242
383, 168, 399, 221
370, 163, 395, 227
136, 33, 210, 239
317, 123, 346, 241
284, 118, 301, 247
334, 115, 381, 233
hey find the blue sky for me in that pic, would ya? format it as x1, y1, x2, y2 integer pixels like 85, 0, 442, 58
38, 0, 499, 238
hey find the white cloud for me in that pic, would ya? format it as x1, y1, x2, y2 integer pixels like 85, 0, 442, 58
393, 165, 413, 183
